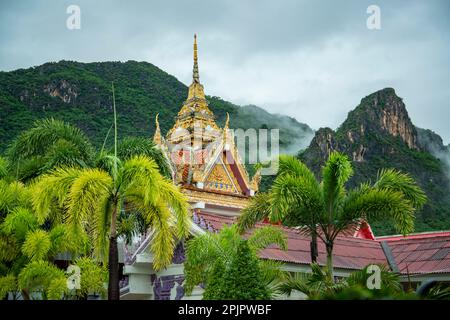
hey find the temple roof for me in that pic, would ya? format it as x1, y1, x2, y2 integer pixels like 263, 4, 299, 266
378, 232, 450, 275
193, 212, 450, 275
193, 212, 388, 271
152, 35, 258, 197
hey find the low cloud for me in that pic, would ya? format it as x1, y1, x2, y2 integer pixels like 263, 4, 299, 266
0, 0, 449, 142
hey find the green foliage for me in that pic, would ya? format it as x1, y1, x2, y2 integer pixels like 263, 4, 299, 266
47, 277, 68, 300
0, 60, 313, 158
0, 180, 32, 219
238, 153, 425, 279
31, 154, 189, 269
116, 137, 171, 178
279, 263, 409, 300
22, 229, 51, 261
18, 260, 66, 299
300, 89, 450, 234
201, 260, 226, 300
6, 118, 94, 181
1, 207, 38, 241
74, 257, 108, 298
0, 157, 7, 180
237, 192, 271, 233
0, 274, 16, 299
184, 224, 287, 298
279, 263, 344, 299
48, 224, 88, 257
204, 240, 270, 300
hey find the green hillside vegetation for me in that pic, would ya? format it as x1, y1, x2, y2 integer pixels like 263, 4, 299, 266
0, 60, 313, 153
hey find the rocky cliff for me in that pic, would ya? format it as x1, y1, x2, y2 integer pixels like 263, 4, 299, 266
300, 88, 450, 234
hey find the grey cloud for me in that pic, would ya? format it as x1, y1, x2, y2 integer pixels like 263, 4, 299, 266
0, 0, 449, 142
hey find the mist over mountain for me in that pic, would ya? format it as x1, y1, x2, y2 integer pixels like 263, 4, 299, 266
0, 61, 449, 235
300, 88, 450, 234
0, 60, 314, 154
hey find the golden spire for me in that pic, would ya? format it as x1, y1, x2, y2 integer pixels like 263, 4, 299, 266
250, 164, 262, 192
224, 112, 230, 130
153, 113, 162, 145
193, 34, 200, 83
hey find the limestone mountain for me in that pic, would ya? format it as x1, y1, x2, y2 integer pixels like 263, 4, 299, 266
0, 60, 314, 153
300, 88, 450, 234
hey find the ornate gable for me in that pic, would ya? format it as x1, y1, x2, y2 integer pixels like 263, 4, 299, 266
152, 35, 260, 203
204, 160, 240, 194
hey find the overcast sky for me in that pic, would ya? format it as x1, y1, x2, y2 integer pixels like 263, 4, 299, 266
1, 0, 449, 143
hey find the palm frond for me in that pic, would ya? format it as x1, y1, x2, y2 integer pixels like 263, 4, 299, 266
322, 151, 353, 221
375, 168, 427, 209
0, 274, 17, 299
0, 157, 8, 180
346, 264, 402, 293
0, 180, 32, 216
66, 168, 112, 235
184, 232, 222, 295
122, 155, 190, 239
46, 277, 68, 300
18, 260, 65, 295
117, 137, 171, 178
7, 118, 93, 164
22, 229, 51, 261
31, 167, 83, 224
247, 225, 287, 251
149, 204, 175, 271
341, 187, 415, 235
237, 192, 271, 233
270, 174, 323, 224
1, 207, 38, 241
277, 154, 317, 181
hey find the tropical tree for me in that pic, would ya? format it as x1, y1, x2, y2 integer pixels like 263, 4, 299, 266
0, 183, 95, 300
116, 137, 171, 178
206, 239, 271, 300
6, 118, 94, 181
30, 83, 190, 300
279, 263, 405, 300
31, 154, 190, 300
238, 153, 426, 280
184, 224, 287, 299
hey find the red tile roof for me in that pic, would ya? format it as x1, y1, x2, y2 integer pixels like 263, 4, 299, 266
194, 212, 388, 271
383, 234, 450, 274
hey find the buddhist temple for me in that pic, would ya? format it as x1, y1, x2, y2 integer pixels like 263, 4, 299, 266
152, 34, 260, 216
119, 35, 450, 300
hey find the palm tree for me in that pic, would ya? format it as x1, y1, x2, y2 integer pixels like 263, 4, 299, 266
6, 118, 94, 182
0, 189, 94, 300
238, 152, 426, 280
116, 137, 171, 179
31, 154, 190, 300
184, 224, 287, 299
30, 83, 188, 300
279, 263, 403, 300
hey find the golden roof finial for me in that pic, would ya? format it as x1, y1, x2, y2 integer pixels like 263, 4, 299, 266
224, 112, 230, 130
153, 113, 162, 145
193, 34, 200, 83
250, 164, 262, 192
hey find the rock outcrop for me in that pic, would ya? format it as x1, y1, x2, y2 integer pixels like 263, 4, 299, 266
300, 88, 450, 234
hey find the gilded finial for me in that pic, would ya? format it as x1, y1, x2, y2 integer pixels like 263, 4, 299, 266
250, 164, 262, 191
193, 34, 200, 83
224, 112, 230, 129
153, 113, 162, 145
